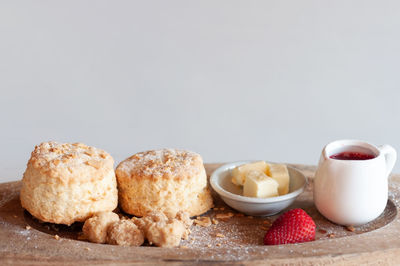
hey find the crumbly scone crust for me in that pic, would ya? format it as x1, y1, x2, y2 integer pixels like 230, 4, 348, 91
116, 149, 203, 181
26, 141, 114, 184
116, 149, 213, 217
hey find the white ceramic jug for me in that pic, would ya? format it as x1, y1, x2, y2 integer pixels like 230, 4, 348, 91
314, 140, 397, 225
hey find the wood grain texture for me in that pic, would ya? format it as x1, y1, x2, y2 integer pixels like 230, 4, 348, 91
1, 163, 400, 265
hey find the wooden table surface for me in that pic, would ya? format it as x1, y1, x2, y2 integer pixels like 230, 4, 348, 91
1, 163, 400, 265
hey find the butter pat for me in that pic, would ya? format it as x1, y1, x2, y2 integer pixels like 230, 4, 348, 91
269, 164, 290, 195
243, 170, 279, 198
232, 161, 270, 186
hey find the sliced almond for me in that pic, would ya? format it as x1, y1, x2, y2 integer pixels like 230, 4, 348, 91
84, 151, 93, 156
346, 225, 355, 232
318, 229, 327, 234
85, 160, 101, 169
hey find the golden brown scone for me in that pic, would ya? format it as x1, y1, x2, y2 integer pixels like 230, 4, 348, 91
116, 149, 213, 218
20, 141, 118, 225
82, 212, 120, 243
106, 220, 144, 246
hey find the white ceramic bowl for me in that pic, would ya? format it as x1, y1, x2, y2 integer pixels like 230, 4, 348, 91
210, 161, 307, 216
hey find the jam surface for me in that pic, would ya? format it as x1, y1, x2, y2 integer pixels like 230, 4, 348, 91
330, 151, 376, 160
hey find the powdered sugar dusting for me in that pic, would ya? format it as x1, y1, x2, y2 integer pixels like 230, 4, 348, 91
27, 141, 111, 170
2, 169, 400, 262
117, 149, 202, 178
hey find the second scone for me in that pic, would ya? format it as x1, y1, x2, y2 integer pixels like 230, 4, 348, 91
116, 149, 213, 217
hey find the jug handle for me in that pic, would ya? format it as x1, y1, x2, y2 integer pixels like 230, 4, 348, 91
378, 145, 397, 178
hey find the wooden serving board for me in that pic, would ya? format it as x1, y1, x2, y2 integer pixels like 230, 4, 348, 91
1, 163, 400, 265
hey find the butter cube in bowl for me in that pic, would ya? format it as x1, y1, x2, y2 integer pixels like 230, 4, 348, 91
210, 161, 307, 216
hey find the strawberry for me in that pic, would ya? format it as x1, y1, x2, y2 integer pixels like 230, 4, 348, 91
264, 208, 316, 245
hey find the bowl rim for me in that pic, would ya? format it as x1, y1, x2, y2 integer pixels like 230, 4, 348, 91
210, 161, 307, 204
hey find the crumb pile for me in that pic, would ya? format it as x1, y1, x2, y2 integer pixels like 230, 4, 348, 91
82, 211, 192, 247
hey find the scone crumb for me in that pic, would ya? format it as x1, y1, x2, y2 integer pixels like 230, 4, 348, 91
107, 220, 144, 246
84, 247, 91, 251
194, 217, 211, 227
212, 218, 219, 225
318, 229, 327, 234
328, 233, 335, 238
25, 225, 31, 230
54, 235, 60, 240
346, 225, 355, 232
215, 213, 234, 220
180, 245, 189, 249
133, 211, 188, 247
216, 233, 225, 238
207, 244, 212, 248
83, 212, 120, 244
216, 243, 221, 247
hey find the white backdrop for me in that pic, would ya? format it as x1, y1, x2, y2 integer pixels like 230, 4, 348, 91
1, 1, 400, 182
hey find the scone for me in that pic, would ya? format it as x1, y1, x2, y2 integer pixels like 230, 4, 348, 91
116, 149, 213, 217
20, 141, 118, 225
